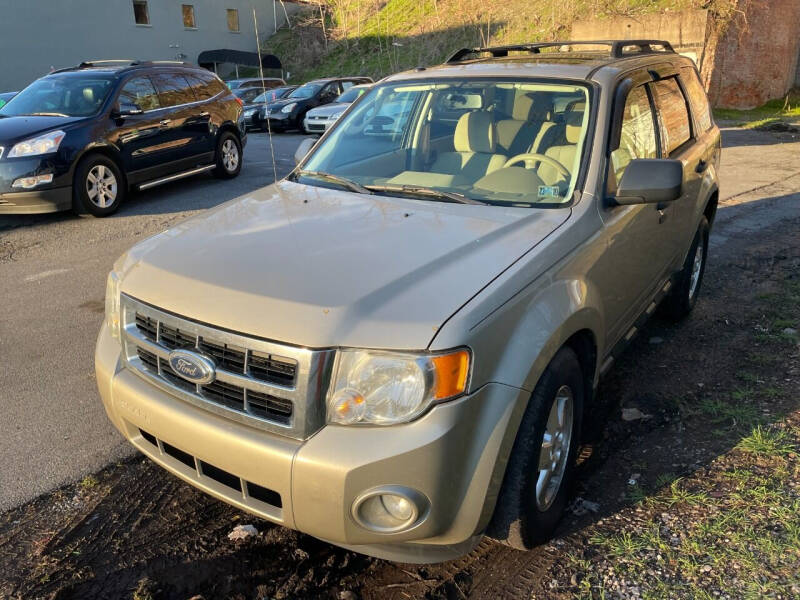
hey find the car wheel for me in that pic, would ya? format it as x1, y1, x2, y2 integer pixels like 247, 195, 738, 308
660, 216, 709, 320
488, 346, 584, 550
213, 131, 242, 179
72, 154, 124, 217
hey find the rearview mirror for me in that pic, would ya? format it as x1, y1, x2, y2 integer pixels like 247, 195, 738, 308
614, 158, 683, 205
112, 102, 143, 118
294, 137, 316, 165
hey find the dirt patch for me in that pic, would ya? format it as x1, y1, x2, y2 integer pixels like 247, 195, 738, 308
1, 213, 798, 600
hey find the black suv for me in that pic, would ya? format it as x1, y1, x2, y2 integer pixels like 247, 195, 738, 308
252, 76, 372, 132
0, 60, 246, 217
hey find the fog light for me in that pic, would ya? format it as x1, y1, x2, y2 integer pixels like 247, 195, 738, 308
12, 173, 53, 189
381, 494, 413, 521
352, 486, 429, 533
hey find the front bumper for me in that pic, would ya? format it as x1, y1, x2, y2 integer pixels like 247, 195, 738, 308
95, 323, 525, 562
0, 154, 73, 214
303, 116, 333, 134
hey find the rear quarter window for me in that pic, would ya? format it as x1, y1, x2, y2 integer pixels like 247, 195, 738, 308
681, 67, 713, 133
650, 78, 691, 155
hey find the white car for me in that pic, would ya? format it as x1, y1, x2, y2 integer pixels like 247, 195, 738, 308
303, 84, 371, 134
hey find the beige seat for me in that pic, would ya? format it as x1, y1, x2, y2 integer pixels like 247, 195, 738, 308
538, 112, 584, 186
496, 92, 559, 156
431, 111, 507, 183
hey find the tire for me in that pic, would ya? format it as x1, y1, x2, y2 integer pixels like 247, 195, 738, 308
488, 347, 585, 550
660, 216, 709, 320
72, 154, 125, 217
213, 131, 242, 179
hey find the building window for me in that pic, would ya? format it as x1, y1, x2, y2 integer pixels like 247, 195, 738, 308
132, 0, 149, 25
227, 8, 240, 32
182, 4, 197, 28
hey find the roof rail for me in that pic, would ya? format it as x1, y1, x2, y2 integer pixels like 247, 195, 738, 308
78, 59, 138, 68
445, 39, 675, 63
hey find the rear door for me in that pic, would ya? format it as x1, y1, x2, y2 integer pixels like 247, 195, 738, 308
150, 71, 212, 166
678, 66, 720, 247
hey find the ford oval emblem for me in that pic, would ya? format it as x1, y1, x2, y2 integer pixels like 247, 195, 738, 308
167, 349, 216, 385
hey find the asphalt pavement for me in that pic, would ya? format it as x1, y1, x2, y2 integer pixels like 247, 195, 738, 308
1, 127, 799, 512
0, 132, 306, 511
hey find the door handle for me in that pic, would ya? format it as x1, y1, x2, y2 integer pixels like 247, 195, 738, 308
695, 159, 708, 173
159, 119, 172, 127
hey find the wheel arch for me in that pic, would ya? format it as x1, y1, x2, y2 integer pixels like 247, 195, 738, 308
703, 188, 719, 229
72, 144, 127, 189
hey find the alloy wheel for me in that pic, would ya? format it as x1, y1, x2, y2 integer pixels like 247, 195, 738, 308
222, 139, 239, 173
535, 385, 574, 511
86, 164, 118, 208
689, 235, 705, 299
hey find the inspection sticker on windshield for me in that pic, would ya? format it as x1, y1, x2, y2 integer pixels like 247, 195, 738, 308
538, 185, 561, 199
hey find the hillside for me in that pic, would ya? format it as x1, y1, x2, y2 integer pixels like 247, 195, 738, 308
265, 0, 738, 83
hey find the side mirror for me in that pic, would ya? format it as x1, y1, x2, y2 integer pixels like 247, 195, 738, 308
294, 137, 316, 165
112, 102, 143, 118
614, 158, 683, 205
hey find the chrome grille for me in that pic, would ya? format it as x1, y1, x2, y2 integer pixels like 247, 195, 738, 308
121, 294, 335, 439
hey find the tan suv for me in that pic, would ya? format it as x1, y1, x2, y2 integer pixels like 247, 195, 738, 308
96, 40, 721, 563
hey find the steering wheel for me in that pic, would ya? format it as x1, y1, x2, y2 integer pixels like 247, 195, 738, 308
503, 153, 570, 178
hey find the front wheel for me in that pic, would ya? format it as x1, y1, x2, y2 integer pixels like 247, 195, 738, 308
660, 216, 709, 320
213, 131, 242, 179
72, 154, 125, 217
488, 347, 584, 550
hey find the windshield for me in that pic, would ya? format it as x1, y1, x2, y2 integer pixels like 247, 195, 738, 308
299, 79, 591, 206
1, 74, 115, 117
336, 87, 367, 104
289, 84, 322, 99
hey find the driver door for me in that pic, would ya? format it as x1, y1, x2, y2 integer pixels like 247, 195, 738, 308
595, 79, 677, 348
112, 75, 171, 179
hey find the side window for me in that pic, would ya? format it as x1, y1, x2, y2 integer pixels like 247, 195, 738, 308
321, 82, 341, 101
681, 67, 713, 133
610, 85, 657, 186
341, 81, 354, 91
650, 78, 691, 155
186, 75, 214, 101
118, 76, 160, 111
195, 71, 228, 97
151, 73, 196, 107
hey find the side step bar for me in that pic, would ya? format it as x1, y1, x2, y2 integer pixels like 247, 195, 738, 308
137, 164, 215, 191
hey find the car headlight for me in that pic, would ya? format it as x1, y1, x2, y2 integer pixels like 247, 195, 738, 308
281, 102, 297, 114
327, 348, 470, 425
330, 112, 342, 121
104, 269, 122, 340
8, 130, 66, 158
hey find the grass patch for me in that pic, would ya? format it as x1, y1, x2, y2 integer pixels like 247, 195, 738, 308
78, 475, 98, 490
267, 0, 734, 83
737, 425, 796, 457
713, 90, 800, 129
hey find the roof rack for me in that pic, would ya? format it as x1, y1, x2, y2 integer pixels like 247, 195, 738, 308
445, 39, 675, 63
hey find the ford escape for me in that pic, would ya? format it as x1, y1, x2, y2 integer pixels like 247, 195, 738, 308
96, 40, 720, 562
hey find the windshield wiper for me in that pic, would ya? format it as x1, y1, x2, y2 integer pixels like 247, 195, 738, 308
293, 170, 372, 195
365, 184, 486, 205
25, 112, 69, 117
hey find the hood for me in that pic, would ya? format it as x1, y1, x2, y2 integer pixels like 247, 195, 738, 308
119, 181, 570, 349
0, 115, 84, 143
306, 103, 349, 118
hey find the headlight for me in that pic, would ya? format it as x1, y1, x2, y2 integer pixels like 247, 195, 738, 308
8, 130, 66, 158
104, 270, 122, 340
281, 102, 297, 114
327, 348, 470, 426
330, 112, 342, 121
